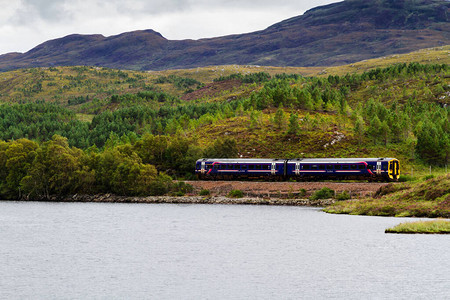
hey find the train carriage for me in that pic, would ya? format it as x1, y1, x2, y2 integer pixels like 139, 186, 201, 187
196, 157, 400, 181
286, 158, 399, 181
195, 158, 283, 180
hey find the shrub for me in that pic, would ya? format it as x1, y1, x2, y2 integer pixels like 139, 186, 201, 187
149, 173, 173, 196
336, 191, 351, 201
172, 191, 185, 197
228, 189, 244, 198
298, 188, 307, 197
424, 175, 435, 181
172, 181, 193, 194
199, 189, 211, 196
398, 174, 416, 182
310, 187, 335, 200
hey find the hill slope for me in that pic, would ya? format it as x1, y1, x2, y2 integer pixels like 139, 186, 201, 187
0, 0, 449, 71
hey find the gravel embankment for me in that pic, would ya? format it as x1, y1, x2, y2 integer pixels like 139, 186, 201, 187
17, 181, 391, 207
59, 194, 335, 206
185, 181, 390, 198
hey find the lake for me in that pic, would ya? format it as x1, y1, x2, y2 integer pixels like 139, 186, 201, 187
0, 201, 449, 299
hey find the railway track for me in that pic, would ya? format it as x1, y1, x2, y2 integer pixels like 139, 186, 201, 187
185, 180, 392, 198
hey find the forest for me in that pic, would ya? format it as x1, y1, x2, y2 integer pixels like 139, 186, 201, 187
0, 62, 448, 199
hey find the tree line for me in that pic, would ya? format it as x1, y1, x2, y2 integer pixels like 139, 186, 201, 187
0, 134, 238, 200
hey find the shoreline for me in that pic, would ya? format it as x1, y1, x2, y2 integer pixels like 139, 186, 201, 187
4, 194, 335, 206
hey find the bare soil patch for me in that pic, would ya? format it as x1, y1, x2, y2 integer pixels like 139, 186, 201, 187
181, 79, 242, 101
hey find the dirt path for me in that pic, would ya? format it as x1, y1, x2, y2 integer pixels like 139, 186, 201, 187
186, 181, 390, 198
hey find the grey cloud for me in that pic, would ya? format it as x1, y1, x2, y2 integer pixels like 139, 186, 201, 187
114, 0, 336, 16
0, 0, 341, 54
11, 0, 72, 25
9, 0, 339, 24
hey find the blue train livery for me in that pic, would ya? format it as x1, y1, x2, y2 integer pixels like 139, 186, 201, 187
195, 158, 400, 181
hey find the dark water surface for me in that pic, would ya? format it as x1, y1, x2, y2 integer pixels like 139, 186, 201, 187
1, 201, 449, 299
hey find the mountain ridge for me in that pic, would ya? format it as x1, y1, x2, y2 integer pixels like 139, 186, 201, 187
0, 0, 449, 71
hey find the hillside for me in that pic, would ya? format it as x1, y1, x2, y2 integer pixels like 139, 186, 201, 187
1, 46, 448, 107
0, 0, 449, 71
0, 47, 448, 199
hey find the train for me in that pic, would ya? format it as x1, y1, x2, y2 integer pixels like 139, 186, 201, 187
195, 157, 400, 181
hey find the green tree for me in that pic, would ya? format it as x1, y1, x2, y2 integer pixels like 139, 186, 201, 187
204, 137, 238, 158
273, 105, 286, 130
0, 139, 38, 198
354, 115, 365, 146
367, 115, 382, 144
287, 113, 300, 135
95, 144, 158, 195
416, 121, 449, 165
380, 120, 390, 146
21, 135, 83, 199
301, 113, 312, 131
249, 109, 260, 129
133, 134, 169, 168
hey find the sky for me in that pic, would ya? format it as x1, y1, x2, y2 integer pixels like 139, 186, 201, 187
0, 0, 341, 55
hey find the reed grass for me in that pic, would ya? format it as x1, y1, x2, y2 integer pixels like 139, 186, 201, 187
385, 220, 450, 234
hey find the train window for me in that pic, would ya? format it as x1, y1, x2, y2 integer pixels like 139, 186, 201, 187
319, 165, 325, 170
214, 165, 219, 170
206, 164, 213, 169
255, 165, 261, 169
235, 165, 240, 170
249, 165, 254, 170
358, 164, 365, 170
227, 164, 232, 169
382, 164, 388, 170
303, 165, 310, 170
327, 164, 333, 170
266, 165, 271, 170
367, 165, 373, 170
311, 165, 318, 170
242, 165, 248, 170
351, 164, 357, 170
342, 165, 349, 170
335, 165, 342, 170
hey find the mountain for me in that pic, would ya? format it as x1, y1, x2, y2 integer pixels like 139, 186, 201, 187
0, 0, 449, 71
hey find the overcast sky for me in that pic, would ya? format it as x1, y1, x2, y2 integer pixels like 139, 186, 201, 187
0, 0, 341, 55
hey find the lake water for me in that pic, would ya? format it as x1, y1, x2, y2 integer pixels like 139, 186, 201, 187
0, 201, 449, 299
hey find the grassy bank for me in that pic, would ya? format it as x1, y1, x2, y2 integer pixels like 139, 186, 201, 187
385, 220, 450, 234
324, 174, 450, 218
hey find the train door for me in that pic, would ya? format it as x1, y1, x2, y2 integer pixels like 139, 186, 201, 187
201, 161, 206, 174
295, 162, 300, 175
271, 162, 276, 175
376, 161, 381, 175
